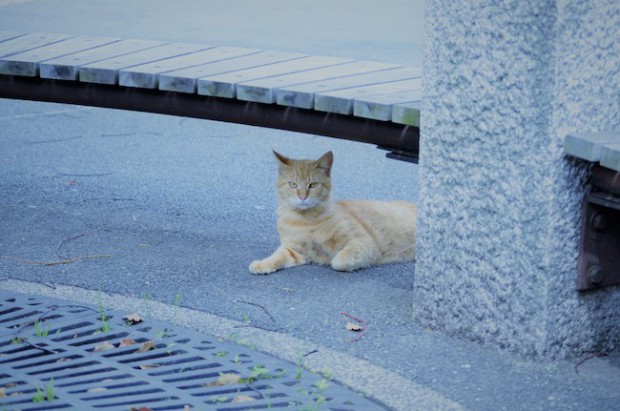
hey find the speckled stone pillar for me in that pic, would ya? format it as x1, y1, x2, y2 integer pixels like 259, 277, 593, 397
414, 0, 620, 357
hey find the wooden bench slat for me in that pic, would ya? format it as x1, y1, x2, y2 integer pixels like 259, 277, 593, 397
158, 50, 305, 94
0, 31, 24, 43
0, 31, 423, 160
314, 78, 422, 115
0, 36, 121, 77
564, 131, 620, 162
118, 46, 261, 89
275, 66, 421, 110
39, 39, 167, 81
78, 42, 210, 85
600, 142, 620, 172
236, 60, 398, 104
392, 101, 422, 127
197, 55, 352, 98
0, 32, 73, 59
354, 89, 422, 121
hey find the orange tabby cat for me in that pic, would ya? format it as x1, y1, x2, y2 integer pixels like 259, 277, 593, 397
249, 150, 416, 274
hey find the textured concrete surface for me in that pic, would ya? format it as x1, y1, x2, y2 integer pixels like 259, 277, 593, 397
416, 0, 620, 358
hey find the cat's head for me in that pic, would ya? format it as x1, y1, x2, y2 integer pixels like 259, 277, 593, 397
273, 150, 333, 211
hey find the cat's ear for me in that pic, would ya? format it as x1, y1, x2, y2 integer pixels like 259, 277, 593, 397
316, 151, 334, 177
273, 150, 291, 170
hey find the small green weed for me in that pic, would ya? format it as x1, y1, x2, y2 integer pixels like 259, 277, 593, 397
142, 293, 151, 316
34, 320, 49, 338
32, 378, 54, 403
97, 288, 112, 333
173, 292, 183, 306
298, 378, 330, 411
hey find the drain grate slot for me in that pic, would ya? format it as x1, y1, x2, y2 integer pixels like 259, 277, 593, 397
0, 291, 386, 410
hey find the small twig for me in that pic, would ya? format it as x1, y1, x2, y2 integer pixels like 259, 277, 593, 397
245, 383, 267, 400
0, 255, 112, 266
575, 352, 609, 374
18, 337, 58, 355
303, 349, 319, 357
56, 172, 112, 177
237, 300, 276, 322
24, 135, 81, 145
232, 324, 283, 333
12, 304, 100, 354
341, 311, 368, 343
55, 233, 85, 259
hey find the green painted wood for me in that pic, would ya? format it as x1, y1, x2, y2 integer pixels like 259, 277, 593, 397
564, 131, 620, 162
158, 50, 304, 94
0, 36, 120, 76
39, 39, 166, 80
79, 42, 209, 85
392, 101, 422, 127
118, 46, 262, 89
0, 32, 72, 59
314, 78, 422, 115
275, 66, 421, 109
197, 55, 351, 98
236, 60, 396, 104
354, 89, 422, 121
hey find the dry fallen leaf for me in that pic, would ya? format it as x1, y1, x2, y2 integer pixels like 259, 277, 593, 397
203, 373, 241, 387
123, 313, 143, 325
345, 322, 363, 332
232, 395, 255, 403
93, 341, 115, 352
0, 387, 5, 398
119, 338, 137, 347
136, 341, 156, 353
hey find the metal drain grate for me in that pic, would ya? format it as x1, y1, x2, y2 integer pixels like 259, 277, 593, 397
0, 291, 385, 411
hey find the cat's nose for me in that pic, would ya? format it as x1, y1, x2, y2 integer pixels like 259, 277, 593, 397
298, 191, 308, 201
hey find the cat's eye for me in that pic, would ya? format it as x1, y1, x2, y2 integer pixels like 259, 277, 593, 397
288, 182, 298, 189
309, 182, 320, 189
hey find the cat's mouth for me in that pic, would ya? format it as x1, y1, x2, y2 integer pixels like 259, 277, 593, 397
292, 201, 316, 210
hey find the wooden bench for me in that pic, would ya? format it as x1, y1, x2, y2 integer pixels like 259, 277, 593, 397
0, 32, 421, 162
564, 130, 620, 290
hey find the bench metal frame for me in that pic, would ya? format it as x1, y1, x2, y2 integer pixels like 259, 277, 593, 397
565, 132, 620, 290
0, 75, 419, 162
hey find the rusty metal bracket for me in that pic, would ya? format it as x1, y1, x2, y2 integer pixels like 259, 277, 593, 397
577, 190, 620, 291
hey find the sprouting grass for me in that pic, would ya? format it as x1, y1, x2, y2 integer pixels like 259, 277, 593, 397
295, 350, 304, 380
142, 292, 151, 317
32, 378, 54, 403
173, 291, 183, 306
97, 288, 112, 333
33, 320, 49, 338
298, 378, 329, 411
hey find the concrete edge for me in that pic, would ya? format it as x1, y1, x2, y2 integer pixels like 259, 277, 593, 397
0, 278, 465, 411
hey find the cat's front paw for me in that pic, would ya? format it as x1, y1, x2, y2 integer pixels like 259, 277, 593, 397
249, 260, 277, 275
331, 249, 367, 272
330, 258, 357, 272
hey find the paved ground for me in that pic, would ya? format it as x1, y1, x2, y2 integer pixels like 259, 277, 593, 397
1, 1, 619, 410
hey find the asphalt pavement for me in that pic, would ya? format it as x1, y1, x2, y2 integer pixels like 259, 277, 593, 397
1, 1, 619, 410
